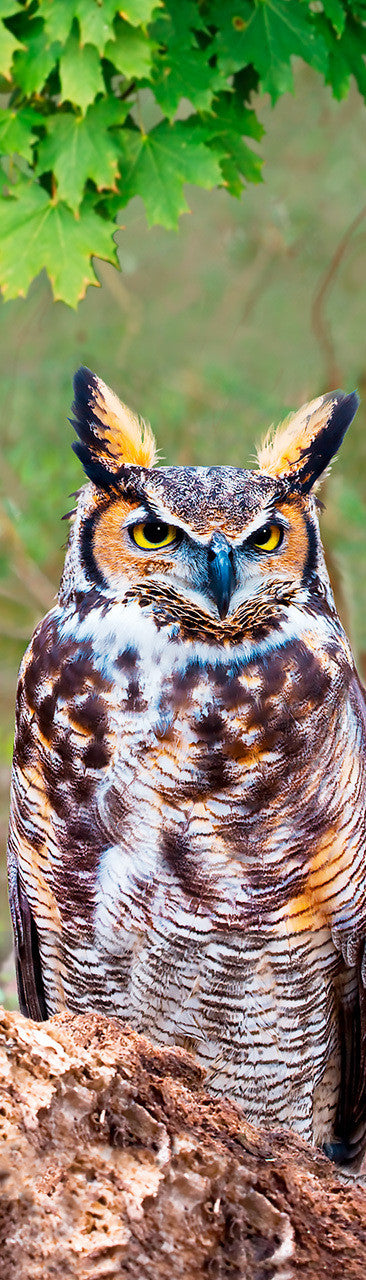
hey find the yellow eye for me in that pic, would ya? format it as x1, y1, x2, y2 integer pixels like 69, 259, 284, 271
250, 524, 283, 552
130, 519, 178, 550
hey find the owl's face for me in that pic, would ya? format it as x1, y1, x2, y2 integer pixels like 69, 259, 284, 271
89, 466, 314, 622
63, 368, 359, 642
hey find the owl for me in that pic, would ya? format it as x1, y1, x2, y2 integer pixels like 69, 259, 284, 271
7, 368, 366, 1167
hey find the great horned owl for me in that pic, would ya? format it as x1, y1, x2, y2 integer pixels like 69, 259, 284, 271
7, 368, 366, 1166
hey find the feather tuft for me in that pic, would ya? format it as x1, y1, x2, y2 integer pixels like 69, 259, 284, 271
71, 367, 157, 478
257, 390, 359, 491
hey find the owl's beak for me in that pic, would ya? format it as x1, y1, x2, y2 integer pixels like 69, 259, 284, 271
207, 533, 236, 619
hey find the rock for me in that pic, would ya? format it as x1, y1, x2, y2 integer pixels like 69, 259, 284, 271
1, 1005, 366, 1279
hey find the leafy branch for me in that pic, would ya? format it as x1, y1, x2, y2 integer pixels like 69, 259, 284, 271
0, 0, 365, 305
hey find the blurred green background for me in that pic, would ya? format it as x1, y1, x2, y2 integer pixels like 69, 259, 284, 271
1, 66, 365, 1004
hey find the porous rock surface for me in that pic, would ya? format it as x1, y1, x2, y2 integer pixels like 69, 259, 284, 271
1, 1006, 366, 1279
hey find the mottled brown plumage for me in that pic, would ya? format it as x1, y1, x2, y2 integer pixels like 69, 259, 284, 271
7, 368, 366, 1167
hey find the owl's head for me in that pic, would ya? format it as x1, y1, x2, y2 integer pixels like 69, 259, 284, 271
63, 367, 359, 644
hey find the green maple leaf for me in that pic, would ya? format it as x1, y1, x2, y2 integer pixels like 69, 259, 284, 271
75, 0, 121, 49
319, 10, 366, 100
37, 98, 128, 212
200, 93, 263, 196
38, 0, 78, 43
151, 0, 223, 120
116, 118, 222, 228
118, 0, 160, 25
0, 18, 22, 79
0, 177, 118, 306
211, 0, 327, 102
104, 18, 153, 79
0, 0, 23, 78
12, 18, 60, 94
38, 0, 120, 48
334, 16, 366, 98
60, 30, 104, 113
0, 106, 42, 162
322, 0, 346, 36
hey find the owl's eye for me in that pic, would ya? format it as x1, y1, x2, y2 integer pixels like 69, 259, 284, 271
130, 519, 178, 550
249, 524, 283, 552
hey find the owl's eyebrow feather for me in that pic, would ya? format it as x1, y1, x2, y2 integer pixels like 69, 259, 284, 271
230, 506, 290, 548
122, 505, 155, 527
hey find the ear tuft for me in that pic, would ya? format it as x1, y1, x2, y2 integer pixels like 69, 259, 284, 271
257, 390, 359, 492
71, 367, 157, 488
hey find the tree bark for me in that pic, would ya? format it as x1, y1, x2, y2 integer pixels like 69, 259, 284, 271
1, 1005, 366, 1279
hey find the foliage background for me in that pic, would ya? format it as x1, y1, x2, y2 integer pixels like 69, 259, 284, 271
0, 64, 365, 1001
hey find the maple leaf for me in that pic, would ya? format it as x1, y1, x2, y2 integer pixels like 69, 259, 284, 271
324, 11, 366, 100
12, 17, 60, 92
38, 0, 121, 48
59, 31, 104, 114
211, 0, 328, 102
0, 1, 23, 79
104, 18, 153, 79
200, 92, 264, 197
0, 107, 42, 162
151, 1, 223, 120
0, 178, 118, 306
322, 0, 346, 36
75, 0, 122, 49
116, 119, 221, 228
117, 0, 160, 24
37, 99, 128, 212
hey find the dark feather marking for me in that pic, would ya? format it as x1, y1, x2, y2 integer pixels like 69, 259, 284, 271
115, 646, 139, 671
36, 692, 57, 740
334, 961, 366, 1165
71, 366, 110, 447
301, 513, 319, 583
195, 710, 225, 740
54, 802, 116, 924
72, 442, 119, 493
294, 391, 359, 493
14, 876, 48, 1020
70, 773, 96, 805
14, 718, 36, 769
80, 511, 108, 589
82, 739, 111, 769
127, 679, 146, 712
23, 651, 46, 709
215, 676, 251, 711
196, 748, 232, 794
74, 587, 110, 623
102, 783, 128, 829
42, 754, 72, 820
161, 829, 212, 901
54, 653, 98, 698
71, 694, 108, 738
71, 369, 147, 497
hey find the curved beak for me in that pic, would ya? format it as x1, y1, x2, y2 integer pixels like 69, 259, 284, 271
207, 533, 236, 620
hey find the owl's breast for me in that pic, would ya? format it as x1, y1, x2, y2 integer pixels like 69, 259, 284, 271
90, 618, 349, 949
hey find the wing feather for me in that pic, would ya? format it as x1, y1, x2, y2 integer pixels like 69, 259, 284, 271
8, 870, 48, 1020
331, 673, 366, 1164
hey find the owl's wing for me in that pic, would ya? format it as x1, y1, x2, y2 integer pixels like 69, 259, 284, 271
7, 605, 120, 1022
7, 664, 54, 1020
7, 616, 67, 1021
330, 672, 366, 1163
7, 830, 48, 1020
